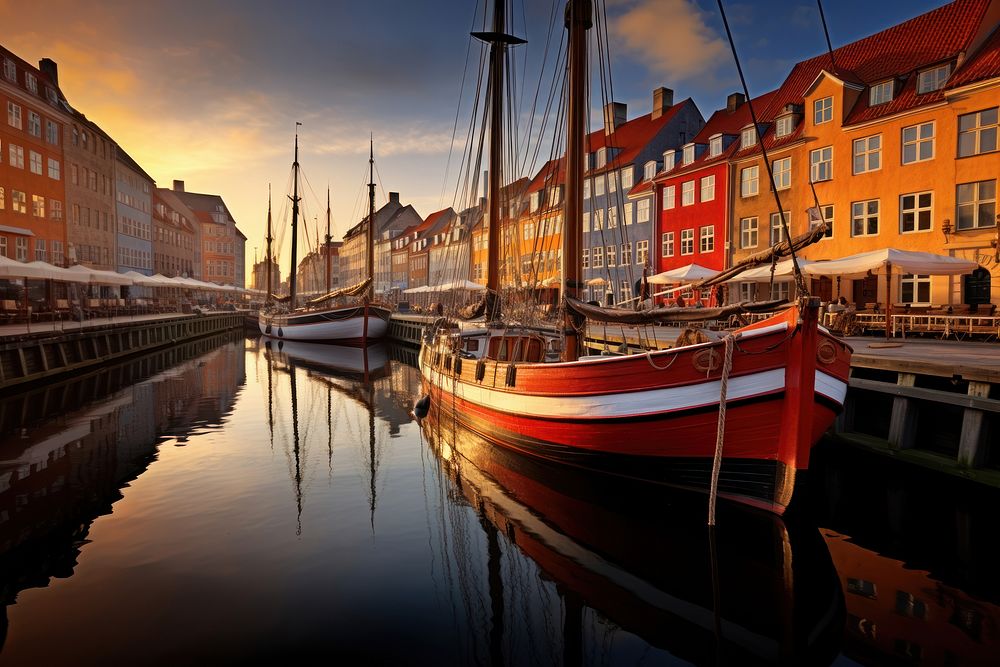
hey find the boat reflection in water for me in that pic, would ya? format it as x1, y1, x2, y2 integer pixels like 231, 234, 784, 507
419, 400, 845, 665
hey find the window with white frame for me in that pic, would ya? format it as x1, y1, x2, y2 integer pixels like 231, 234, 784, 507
50, 199, 62, 220
530, 191, 540, 211
869, 80, 894, 106
606, 245, 616, 267
620, 280, 631, 303
680, 228, 694, 255
775, 115, 794, 138
957, 108, 998, 157
46, 120, 58, 145
15, 237, 27, 261
902, 122, 935, 163
662, 231, 674, 257
583, 179, 590, 199
636, 240, 648, 265
663, 150, 676, 171
956, 179, 996, 230
772, 157, 791, 190
582, 211, 591, 232
643, 161, 656, 180
851, 199, 880, 236
607, 207, 618, 228
592, 246, 603, 267
769, 211, 789, 245
740, 217, 758, 248
7, 102, 21, 129
739, 282, 756, 302
621, 168, 633, 190
741, 125, 757, 148
34, 238, 46, 261
29, 151, 42, 175
682, 143, 695, 165
814, 96, 833, 124
522, 223, 534, 240
663, 185, 675, 209
548, 186, 561, 207
917, 64, 950, 94
621, 243, 632, 265
594, 177, 605, 196
1, 236, 9, 257
853, 135, 881, 173
624, 202, 633, 225
3, 58, 16, 81
51, 240, 63, 266
700, 175, 715, 202
47, 158, 60, 180
741, 165, 759, 197
9, 144, 23, 168
681, 181, 695, 206
582, 248, 589, 269
637, 199, 650, 222
25, 72, 37, 94
699, 225, 714, 253
900, 192, 932, 233
596, 147, 607, 168
709, 134, 722, 157
593, 208, 604, 229
817, 204, 834, 238
900, 274, 931, 303
28, 111, 41, 137
810, 146, 832, 182
608, 172, 618, 193
770, 281, 791, 301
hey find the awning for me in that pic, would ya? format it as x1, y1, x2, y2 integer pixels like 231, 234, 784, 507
65, 265, 134, 285
647, 263, 719, 284
729, 258, 816, 282
802, 248, 978, 278
0, 224, 34, 237
438, 279, 486, 291
0, 257, 70, 280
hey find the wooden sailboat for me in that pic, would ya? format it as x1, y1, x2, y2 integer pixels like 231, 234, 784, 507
258, 128, 390, 345
417, 0, 853, 514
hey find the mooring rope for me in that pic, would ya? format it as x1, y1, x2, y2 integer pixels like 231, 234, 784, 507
708, 333, 737, 526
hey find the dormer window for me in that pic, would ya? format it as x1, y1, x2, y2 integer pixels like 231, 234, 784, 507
682, 143, 695, 165
547, 186, 561, 207
709, 134, 722, 157
663, 150, 676, 171
916, 64, 951, 94
741, 125, 757, 148
530, 191, 540, 212
775, 115, 794, 138
45, 87, 57, 104
596, 147, 607, 168
869, 80, 894, 106
643, 161, 657, 181
584, 152, 592, 170
25, 73, 37, 94
620, 168, 633, 190
3, 59, 15, 82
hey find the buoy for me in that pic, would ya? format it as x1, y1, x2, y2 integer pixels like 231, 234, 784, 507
412, 394, 431, 419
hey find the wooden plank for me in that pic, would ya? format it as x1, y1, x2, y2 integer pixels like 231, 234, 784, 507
849, 377, 1000, 413
888, 373, 918, 450
958, 382, 992, 468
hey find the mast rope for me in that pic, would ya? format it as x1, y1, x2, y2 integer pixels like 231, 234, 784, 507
708, 332, 736, 526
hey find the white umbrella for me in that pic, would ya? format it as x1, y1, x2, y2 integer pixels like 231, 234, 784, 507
729, 258, 816, 281
439, 279, 486, 291
802, 248, 978, 278
65, 265, 134, 286
0, 256, 66, 280
403, 285, 429, 294
123, 271, 164, 287
647, 263, 718, 284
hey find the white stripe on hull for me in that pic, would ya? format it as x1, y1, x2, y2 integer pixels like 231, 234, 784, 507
259, 313, 388, 342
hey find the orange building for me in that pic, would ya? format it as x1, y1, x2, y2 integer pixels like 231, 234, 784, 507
469, 178, 528, 287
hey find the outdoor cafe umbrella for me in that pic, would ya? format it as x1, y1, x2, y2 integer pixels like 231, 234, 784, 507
438, 279, 486, 291
647, 263, 718, 284
728, 258, 816, 281
803, 248, 979, 339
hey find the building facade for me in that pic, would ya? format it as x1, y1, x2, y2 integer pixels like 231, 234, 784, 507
114, 148, 153, 275
64, 113, 116, 270
152, 188, 197, 278
171, 180, 246, 286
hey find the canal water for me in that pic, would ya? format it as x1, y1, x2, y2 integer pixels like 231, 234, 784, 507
0, 334, 997, 665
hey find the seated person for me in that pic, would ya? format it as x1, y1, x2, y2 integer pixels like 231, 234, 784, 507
673, 294, 686, 308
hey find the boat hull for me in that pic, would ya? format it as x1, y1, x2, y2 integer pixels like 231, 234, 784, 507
418, 304, 852, 514
258, 304, 390, 345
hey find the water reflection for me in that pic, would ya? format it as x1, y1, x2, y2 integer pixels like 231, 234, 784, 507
420, 402, 845, 665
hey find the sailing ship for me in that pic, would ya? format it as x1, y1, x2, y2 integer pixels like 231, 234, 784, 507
417, 0, 853, 514
258, 128, 390, 345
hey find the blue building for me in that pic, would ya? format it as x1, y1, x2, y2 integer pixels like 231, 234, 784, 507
114, 148, 154, 276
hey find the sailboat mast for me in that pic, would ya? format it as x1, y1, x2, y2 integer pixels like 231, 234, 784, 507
561, 0, 591, 363
326, 187, 332, 293
289, 123, 302, 308
265, 184, 273, 304
367, 137, 375, 300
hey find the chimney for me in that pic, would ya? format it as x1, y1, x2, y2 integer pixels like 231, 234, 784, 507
39, 58, 58, 86
727, 92, 745, 113
651, 87, 674, 119
389, 192, 400, 204
173, 180, 185, 192
603, 102, 627, 135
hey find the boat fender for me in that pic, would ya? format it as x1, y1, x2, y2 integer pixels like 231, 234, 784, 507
277, 327, 284, 338
505, 364, 517, 387
475, 359, 486, 382
412, 394, 431, 419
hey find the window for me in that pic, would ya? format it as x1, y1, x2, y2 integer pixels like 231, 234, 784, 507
902, 122, 935, 163
582, 211, 591, 232
816, 204, 834, 239
52, 240, 63, 266
853, 135, 881, 174
663, 150, 676, 171
709, 134, 722, 157
0, 186, 3, 209
34, 238, 46, 262
810, 146, 832, 182
547, 186, 561, 207
46, 120, 59, 145
699, 225, 714, 253
682, 143, 695, 165
958, 108, 998, 157
583, 179, 590, 199
606, 245, 616, 267
740, 217, 758, 248
47, 158, 60, 180
29, 151, 42, 175
741, 125, 757, 148
637, 199, 650, 223
15, 237, 27, 261
662, 232, 674, 257
582, 248, 589, 269
607, 172, 617, 193
643, 161, 656, 180
3, 58, 15, 81
772, 157, 791, 190
32, 194, 45, 218
28, 111, 41, 137
596, 147, 606, 168
700, 175, 715, 202
0, 236, 7, 256
623, 202, 633, 225
621, 243, 632, 265
681, 181, 695, 206
530, 192, 540, 212
607, 207, 618, 228
851, 199, 880, 236
900, 274, 931, 303
621, 168, 633, 190
636, 240, 648, 265
770, 211, 790, 245
770, 281, 791, 301
11, 190, 26, 214
594, 176, 605, 196
25, 72, 37, 94
917, 64, 950, 94
869, 80, 894, 106
619, 280, 630, 304
741, 166, 759, 197
592, 246, 603, 267
814, 96, 833, 124
7, 102, 21, 129
680, 229, 694, 255
663, 185, 675, 209
900, 192, 932, 233
775, 115, 794, 137
739, 282, 756, 302
50, 199, 62, 220
956, 180, 996, 230
593, 209, 604, 229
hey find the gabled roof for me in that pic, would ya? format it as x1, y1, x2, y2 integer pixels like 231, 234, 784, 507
948, 23, 1000, 88
0, 45, 69, 111
115, 145, 155, 183
585, 99, 694, 175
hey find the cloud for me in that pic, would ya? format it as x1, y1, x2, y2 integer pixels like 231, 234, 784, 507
611, 0, 728, 84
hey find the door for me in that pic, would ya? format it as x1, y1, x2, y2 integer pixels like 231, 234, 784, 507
852, 276, 877, 308
963, 267, 991, 305
811, 276, 833, 302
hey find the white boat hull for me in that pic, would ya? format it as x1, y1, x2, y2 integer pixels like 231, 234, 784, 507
258, 304, 390, 345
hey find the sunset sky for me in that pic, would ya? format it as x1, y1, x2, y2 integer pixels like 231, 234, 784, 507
0, 0, 944, 275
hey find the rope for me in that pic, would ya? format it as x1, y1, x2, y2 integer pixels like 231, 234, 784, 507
708, 333, 736, 526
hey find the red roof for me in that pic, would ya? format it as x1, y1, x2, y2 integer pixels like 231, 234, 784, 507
949, 23, 1000, 88
584, 99, 693, 175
